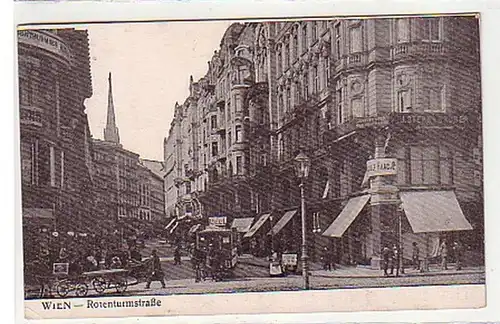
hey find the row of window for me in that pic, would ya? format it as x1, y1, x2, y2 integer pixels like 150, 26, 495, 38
396, 17, 442, 44
118, 205, 152, 220
21, 141, 67, 190
277, 60, 329, 117
278, 113, 322, 161
273, 18, 443, 80
275, 21, 330, 75
207, 125, 243, 158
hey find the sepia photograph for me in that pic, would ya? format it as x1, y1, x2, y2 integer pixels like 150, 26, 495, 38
16, 13, 485, 319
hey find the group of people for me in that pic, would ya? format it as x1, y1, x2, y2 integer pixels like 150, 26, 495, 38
381, 239, 465, 277
321, 246, 337, 271
190, 243, 226, 282
382, 244, 403, 277
438, 240, 464, 271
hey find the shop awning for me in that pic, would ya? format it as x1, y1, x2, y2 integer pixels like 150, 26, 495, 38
188, 224, 202, 234
231, 217, 254, 233
169, 222, 179, 234
400, 191, 473, 233
268, 209, 298, 236
164, 218, 176, 230
23, 208, 54, 219
322, 195, 370, 237
244, 213, 271, 238
199, 225, 231, 234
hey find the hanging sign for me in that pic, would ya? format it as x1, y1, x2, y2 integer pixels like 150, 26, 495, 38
209, 216, 227, 227
366, 158, 397, 177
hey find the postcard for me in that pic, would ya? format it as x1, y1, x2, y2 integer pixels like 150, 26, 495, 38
16, 12, 486, 320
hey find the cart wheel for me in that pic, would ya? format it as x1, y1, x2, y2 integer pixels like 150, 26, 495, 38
55, 281, 70, 298
75, 283, 88, 297
92, 277, 107, 294
115, 278, 128, 293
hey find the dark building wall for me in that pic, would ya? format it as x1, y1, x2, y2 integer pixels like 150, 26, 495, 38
18, 29, 95, 233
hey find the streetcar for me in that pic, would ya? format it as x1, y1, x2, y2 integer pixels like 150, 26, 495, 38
195, 225, 238, 280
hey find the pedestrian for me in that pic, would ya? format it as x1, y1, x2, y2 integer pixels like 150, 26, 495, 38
174, 245, 182, 265
321, 246, 332, 271
439, 239, 448, 270
191, 246, 203, 282
392, 244, 400, 277
453, 241, 463, 270
85, 250, 99, 272
381, 245, 392, 277
145, 249, 166, 289
130, 247, 142, 263
412, 242, 420, 270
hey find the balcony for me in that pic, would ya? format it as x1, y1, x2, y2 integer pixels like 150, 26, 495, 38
391, 42, 445, 60
347, 52, 366, 67
20, 106, 43, 127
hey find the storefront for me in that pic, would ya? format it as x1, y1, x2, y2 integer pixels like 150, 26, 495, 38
243, 212, 272, 257
230, 217, 254, 254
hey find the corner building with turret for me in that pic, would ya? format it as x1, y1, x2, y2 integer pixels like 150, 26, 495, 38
164, 16, 483, 267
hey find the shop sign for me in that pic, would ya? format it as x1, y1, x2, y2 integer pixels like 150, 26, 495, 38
282, 253, 298, 266
209, 216, 227, 227
391, 113, 469, 127
366, 158, 397, 177
355, 115, 391, 129
18, 30, 72, 62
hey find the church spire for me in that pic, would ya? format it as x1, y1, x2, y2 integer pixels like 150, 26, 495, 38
104, 72, 120, 144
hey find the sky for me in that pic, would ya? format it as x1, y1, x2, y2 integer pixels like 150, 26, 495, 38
83, 21, 233, 161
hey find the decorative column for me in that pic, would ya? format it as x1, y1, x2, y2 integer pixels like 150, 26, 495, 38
368, 133, 400, 270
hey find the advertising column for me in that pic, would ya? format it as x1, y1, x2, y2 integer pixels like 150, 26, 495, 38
368, 134, 400, 269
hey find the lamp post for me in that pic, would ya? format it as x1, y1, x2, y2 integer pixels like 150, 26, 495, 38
294, 152, 310, 290
269, 214, 274, 258
397, 203, 405, 275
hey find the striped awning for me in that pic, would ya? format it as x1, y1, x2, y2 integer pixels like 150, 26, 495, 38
164, 218, 176, 230
244, 213, 271, 238
23, 208, 54, 219
400, 191, 473, 233
322, 195, 370, 237
231, 217, 254, 233
169, 222, 179, 234
268, 210, 298, 236
188, 224, 202, 234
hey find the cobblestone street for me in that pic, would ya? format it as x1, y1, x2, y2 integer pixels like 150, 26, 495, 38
119, 271, 485, 296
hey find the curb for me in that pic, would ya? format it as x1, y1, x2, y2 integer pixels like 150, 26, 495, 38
311, 270, 485, 279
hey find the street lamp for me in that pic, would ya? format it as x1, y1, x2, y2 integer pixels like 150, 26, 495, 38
397, 204, 405, 275
269, 214, 274, 258
294, 152, 310, 290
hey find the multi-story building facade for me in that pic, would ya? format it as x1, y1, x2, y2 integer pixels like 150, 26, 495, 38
93, 74, 166, 232
140, 159, 167, 222
18, 29, 96, 236
164, 16, 483, 266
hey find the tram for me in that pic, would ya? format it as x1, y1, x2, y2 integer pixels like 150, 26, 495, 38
195, 225, 238, 279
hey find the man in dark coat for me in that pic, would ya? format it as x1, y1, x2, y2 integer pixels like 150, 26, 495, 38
174, 246, 182, 265
130, 248, 142, 263
191, 246, 204, 282
439, 240, 449, 270
412, 242, 420, 270
381, 245, 393, 277
453, 241, 464, 270
321, 246, 332, 271
391, 244, 401, 277
145, 249, 166, 289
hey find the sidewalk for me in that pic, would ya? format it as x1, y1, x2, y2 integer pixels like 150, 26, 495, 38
312, 264, 485, 279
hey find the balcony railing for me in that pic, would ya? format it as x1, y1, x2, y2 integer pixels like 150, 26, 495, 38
347, 52, 364, 65
20, 106, 43, 127
391, 42, 445, 60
